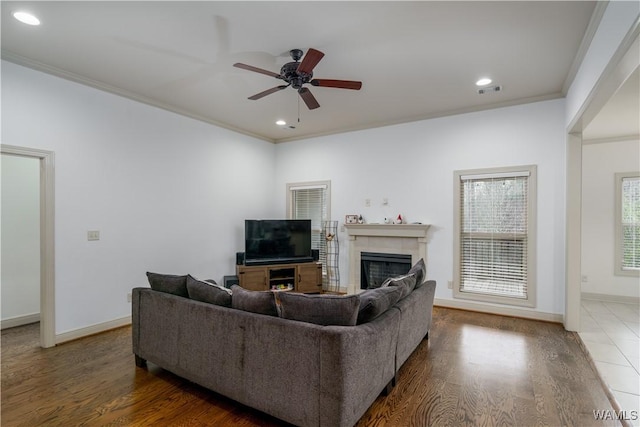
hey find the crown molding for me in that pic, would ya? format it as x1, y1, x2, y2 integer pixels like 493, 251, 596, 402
582, 134, 639, 145
275, 92, 563, 143
1, 51, 275, 143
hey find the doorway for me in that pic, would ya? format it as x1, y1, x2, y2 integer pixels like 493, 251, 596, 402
2, 154, 40, 328
565, 25, 639, 414
565, 27, 639, 332
0, 145, 55, 348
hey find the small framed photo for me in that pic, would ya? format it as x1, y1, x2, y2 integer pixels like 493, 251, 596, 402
345, 214, 359, 224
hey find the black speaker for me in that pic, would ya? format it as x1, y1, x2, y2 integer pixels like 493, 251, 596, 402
236, 252, 245, 265
311, 249, 320, 261
223, 275, 239, 288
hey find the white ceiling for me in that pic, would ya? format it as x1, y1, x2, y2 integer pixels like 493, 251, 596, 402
1, 1, 602, 143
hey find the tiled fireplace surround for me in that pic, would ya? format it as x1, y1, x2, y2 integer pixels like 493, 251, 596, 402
344, 224, 430, 295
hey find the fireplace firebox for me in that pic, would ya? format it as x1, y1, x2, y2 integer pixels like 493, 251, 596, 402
345, 223, 430, 295
360, 252, 412, 289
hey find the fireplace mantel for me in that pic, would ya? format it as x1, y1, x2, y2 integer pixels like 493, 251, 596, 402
344, 223, 430, 238
345, 224, 430, 294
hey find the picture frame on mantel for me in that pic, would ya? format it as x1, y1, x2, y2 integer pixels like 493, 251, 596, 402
345, 214, 358, 224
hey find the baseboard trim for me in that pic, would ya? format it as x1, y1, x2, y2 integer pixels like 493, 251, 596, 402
1, 313, 40, 330
581, 292, 640, 305
55, 315, 131, 345
434, 298, 563, 323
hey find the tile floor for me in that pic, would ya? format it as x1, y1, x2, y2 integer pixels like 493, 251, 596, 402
580, 298, 640, 425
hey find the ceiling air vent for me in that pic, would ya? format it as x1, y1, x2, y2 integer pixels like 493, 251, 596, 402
477, 85, 502, 95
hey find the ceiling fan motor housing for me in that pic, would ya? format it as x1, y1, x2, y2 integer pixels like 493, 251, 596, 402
280, 62, 312, 89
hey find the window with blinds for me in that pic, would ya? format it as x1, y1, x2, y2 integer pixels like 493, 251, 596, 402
454, 166, 537, 307
615, 173, 640, 276
287, 181, 331, 272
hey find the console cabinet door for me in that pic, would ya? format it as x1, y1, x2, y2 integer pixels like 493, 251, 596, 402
237, 267, 268, 291
296, 263, 322, 293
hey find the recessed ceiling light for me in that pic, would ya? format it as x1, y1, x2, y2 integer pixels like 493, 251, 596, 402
476, 78, 492, 86
275, 120, 286, 126
13, 11, 40, 26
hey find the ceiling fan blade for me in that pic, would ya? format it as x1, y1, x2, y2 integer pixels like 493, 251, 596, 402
310, 79, 362, 90
297, 48, 325, 75
233, 63, 281, 78
298, 87, 320, 110
248, 85, 289, 100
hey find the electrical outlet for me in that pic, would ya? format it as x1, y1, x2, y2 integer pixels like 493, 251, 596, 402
87, 230, 100, 241
448, 281, 453, 289
365, 198, 371, 207
127, 293, 132, 303
581, 275, 588, 283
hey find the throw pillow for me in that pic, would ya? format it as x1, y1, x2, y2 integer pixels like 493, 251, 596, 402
357, 286, 404, 324
408, 258, 427, 288
275, 292, 360, 326
231, 285, 278, 317
146, 272, 188, 297
381, 272, 417, 299
186, 275, 232, 307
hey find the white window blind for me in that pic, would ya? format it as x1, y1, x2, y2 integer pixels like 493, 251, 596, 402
456, 167, 536, 304
291, 186, 327, 251
621, 176, 640, 271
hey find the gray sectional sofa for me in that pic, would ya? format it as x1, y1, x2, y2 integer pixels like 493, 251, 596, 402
132, 262, 436, 427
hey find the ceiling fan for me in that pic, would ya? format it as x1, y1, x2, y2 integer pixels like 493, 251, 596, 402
233, 48, 362, 110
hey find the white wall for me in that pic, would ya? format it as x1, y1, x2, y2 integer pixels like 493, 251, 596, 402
1, 60, 277, 334
275, 98, 567, 316
582, 139, 640, 298
1, 154, 40, 322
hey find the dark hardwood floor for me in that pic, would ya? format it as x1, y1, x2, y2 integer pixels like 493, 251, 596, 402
1, 307, 619, 426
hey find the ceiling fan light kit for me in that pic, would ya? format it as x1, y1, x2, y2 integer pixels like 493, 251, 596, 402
233, 48, 362, 110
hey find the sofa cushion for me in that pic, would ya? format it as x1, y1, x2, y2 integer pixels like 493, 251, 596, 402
186, 275, 232, 307
381, 273, 417, 299
408, 258, 427, 288
231, 285, 278, 316
146, 272, 188, 297
275, 292, 360, 326
357, 286, 404, 324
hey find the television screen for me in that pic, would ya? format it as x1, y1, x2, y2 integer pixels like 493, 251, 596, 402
245, 219, 312, 265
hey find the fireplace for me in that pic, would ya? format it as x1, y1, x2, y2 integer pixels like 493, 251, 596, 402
360, 252, 412, 289
345, 224, 430, 295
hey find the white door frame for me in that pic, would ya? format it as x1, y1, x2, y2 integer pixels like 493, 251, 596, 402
1, 144, 55, 348
565, 24, 639, 331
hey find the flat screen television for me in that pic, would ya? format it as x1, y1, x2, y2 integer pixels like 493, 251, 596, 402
244, 219, 313, 266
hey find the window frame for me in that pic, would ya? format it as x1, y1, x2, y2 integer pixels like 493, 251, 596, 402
614, 172, 640, 277
453, 165, 537, 307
